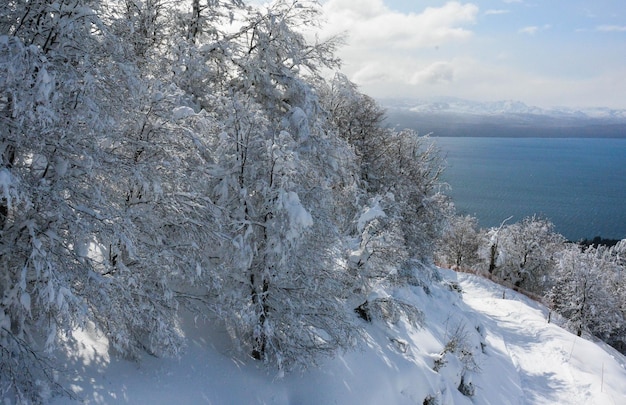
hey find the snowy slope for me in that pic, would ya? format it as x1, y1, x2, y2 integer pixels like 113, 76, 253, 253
52, 268, 626, 405
457, 273, 626, 405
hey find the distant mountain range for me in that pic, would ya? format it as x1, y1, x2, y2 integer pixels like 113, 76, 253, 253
380, 97, 626, 138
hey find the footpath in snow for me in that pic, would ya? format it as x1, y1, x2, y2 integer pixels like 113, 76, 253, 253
455, 272, 626, 405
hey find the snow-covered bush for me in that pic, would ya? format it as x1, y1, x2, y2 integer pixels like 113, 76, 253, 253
548, 244, 624, 340
433, 321, 480, 399
477, 216, 564, 294
435, 214, 481, 270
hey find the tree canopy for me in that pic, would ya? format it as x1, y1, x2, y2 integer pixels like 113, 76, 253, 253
0, 1, 450, 402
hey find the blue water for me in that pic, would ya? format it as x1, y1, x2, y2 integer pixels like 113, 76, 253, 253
432, 137, 626, 241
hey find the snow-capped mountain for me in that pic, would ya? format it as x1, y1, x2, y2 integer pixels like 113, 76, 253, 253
380, 97, 626, 138
381, 97, 626, 120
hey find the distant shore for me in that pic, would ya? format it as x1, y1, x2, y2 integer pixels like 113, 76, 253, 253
385, 110, 626, 138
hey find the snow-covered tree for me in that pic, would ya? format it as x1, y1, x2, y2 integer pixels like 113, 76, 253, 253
548, 245, 623, 339
435, 214, 481, 270
381, 131, 451, 259
349, 196, 409, 290
319, 73, 450, 260
588, 241, 626, 351
492, 216, 565, 292
316, 72, 450, 330
0, 1, 219, 400
169, 0, 362, 370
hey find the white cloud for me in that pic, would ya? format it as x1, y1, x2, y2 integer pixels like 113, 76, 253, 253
339, 52, 626, 109
597, 25, 626, 32
317, 0, 626, 109
319, 1, 478, 95
351, 63, 394, 85
575, 25, 626, 33
580, 8, 597, 19
518, 24, 551, 35
321, 0, 479, 49
519, 26, 539, 35
324, 0, 387, 19
383, 57, 626, 109
485, 9, 510, 16
410, 62, 454, 85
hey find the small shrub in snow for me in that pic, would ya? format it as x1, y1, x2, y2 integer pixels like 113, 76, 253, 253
423, 394, 439, 405
443, 281, 463, 294
458, 374, 475, 397
355, 297, 424, 328
390, 337, 409, 354
433, 355, 446, 372
434, 322, 480, 374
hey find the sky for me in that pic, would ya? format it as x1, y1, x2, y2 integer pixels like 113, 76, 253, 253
317, 0, 626, 109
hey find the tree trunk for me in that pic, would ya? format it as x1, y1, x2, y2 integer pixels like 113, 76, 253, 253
189, 0, 201, 42
488, 243, 497, 274
251, 210, 273, 361
1, 95, 16, 229
250, 270, 268, 360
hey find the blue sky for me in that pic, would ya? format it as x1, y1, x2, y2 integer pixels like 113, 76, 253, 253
319, 0, 626, 108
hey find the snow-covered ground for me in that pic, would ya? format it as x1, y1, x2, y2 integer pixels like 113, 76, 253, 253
457, 273, 626, 405
52, 268, 626, 404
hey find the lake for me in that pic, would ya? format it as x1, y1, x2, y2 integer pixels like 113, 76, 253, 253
432, 137, 626, 241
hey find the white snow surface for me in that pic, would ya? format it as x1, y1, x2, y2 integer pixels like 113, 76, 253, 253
172, 106, 196, 120
52, 269, 626, 405
357, 199, 387, 232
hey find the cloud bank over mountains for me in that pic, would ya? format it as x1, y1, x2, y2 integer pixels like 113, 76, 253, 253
382, 97, 626, 138
320, 0, 626, 109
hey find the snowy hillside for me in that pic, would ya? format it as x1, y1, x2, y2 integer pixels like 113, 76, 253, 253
52, 268, 626, 405
4, 2, 624, 404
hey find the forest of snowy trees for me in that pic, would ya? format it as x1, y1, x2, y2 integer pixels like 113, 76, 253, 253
435, 214, 626, 354
1, 1, 625, 403
0, 1, 454, 402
